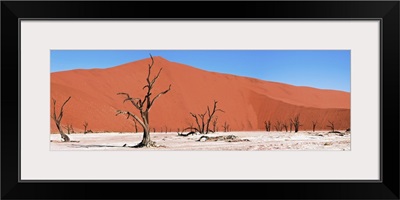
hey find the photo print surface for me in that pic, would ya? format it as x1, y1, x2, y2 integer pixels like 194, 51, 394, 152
50, 50, 351, 151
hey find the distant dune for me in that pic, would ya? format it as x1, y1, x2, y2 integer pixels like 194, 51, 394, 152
50, 56, 350, 133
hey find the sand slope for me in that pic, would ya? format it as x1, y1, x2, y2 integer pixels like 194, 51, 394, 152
51, 56, 350, 133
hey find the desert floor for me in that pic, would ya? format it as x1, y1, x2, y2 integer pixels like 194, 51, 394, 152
50, 131, 350, 151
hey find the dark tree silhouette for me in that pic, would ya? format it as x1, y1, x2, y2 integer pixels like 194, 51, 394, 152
188, 123, 194, 132
212, 116, 218, 133
83, 121, 88, 134
327, 120, 335, 132
116, 55, 171, 147
133, 119, 138, 133
282, 122, 288, 132
190, 111, 206, 133
264, 120, 271, 132
223, 121, 230, 132
51, 96, 71, 142
312, 121, 317, 132
63, 124, 73, 135
289, 121, 293, 132
190, 101, 224, 134
274, 120, 283, 131
290, 114, 302, 133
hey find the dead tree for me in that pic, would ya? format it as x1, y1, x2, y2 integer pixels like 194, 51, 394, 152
274, 120, 283, 131
327, 120, 335, 132
71, 125, 75, 133
312, 121, 317, 132
289, 121, 293, 132
282, 122, 288, 132
205, 101, 224, 134
190, 100, 224, 134
189, 123, 194, 132
83, 121, 89, 134
189, 111, 205, 133
51, 96, 71, 142
133, 119, 138, 133
63, 124, 73, 135
177, 127, 197, 137
290, 114, 302, 133
116, 54, 171, 148
223, 121, 230, 132
212, 116, 218, 133
264, 120, 271, 132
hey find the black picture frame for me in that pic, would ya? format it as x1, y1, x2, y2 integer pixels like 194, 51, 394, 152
2, 1, 399, 199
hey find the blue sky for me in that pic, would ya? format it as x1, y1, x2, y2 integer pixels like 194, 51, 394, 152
51, 50, 350, 92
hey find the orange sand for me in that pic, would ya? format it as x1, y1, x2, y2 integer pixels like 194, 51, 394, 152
50, 57, 350, 133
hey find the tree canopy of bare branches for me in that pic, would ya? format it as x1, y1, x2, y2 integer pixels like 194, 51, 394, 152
83, 121, 89, 134
327, 120, 335, 132
222, 121, 230, 132
282, 122, 288, 132
274, 120, 283, 131
264, 120, 271, 132
189, 100, 224, 134
312, 121, 317, 132
51, 96, 71, 142
212, 116, 218, 133
290, 114, 302, 133
116, 55, 171, 147
63, 124, 73, 135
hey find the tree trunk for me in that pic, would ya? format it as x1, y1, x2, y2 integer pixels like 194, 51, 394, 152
56, 123, 70, 142
139, 128, 151, 146
137, 113, 153, 147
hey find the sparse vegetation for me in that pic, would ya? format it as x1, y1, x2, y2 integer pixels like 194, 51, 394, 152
327, 120, 341, 134
223, 121, 230, 132
312, 121, 317, 132
274, 120, 283, 131
212, 116, 218, 133
116, 54, 172, 148
83, 121, 89, 134
63, 124, 73, 135
133, 120, 138, 133
177, 131, 196, 137
51, 96, 72, 142
264, 120, 271, 132
290, 114, 302, 133
327, 120, 335, 132
197, 135, 249, 142
282, 122, 288, 132
189, 100, 224, 134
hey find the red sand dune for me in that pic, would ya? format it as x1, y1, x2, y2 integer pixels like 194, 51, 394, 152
50, 56, 350, 133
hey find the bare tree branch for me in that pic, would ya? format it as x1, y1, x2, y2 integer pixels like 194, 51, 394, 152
149, 84, 171, 110
117, 92, 142, 110
116, 110, 146, 129
327, 120, 335, 132
290, 114, 302, 133
312, 121, 317, 132
51, 96, 71, 142
116, 54, 171, 147
190, 112, 202, 133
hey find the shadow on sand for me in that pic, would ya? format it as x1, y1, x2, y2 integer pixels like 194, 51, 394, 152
68, 144, 128, 148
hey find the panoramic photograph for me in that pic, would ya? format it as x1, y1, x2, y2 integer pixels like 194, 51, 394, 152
50, 50, 351, 151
